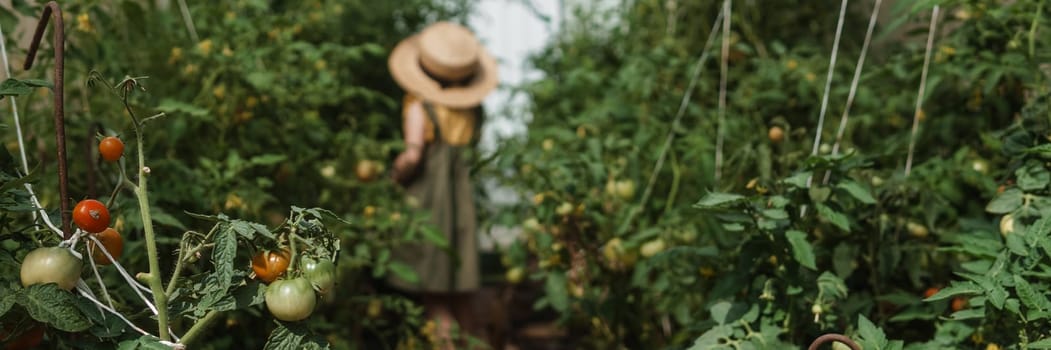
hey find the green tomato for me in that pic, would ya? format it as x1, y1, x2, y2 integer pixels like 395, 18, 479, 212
301, 257, 336, 294
21, 247, 83, 290
265, 278, 317, 322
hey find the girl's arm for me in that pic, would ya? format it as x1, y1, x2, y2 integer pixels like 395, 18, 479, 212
392, 99, 426, 184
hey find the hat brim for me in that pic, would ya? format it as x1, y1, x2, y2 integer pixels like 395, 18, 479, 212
388, 34, 499, 109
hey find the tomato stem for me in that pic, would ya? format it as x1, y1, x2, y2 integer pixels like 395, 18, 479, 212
124, 89, 171, 342
167, 227, 218, 297
177, 309, 221, 347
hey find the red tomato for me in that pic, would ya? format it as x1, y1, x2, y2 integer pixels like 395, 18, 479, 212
98, 136, 124, 162
72, 199, 110, 234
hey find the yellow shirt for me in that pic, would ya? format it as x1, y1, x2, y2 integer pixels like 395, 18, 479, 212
403, 94, 478, 146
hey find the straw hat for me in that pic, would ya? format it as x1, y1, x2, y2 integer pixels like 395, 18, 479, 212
388, 22, 499, 109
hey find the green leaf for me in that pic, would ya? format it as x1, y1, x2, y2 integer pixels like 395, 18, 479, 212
782, 172, 811, 188
1017, 161, 1050, 191
386, 261, 418, 284
815, 204, 850, 232
1029, 337, 1051, 349
249, 154, 288, 166
837, 181, 876, 204
857, 314, 889, 349
1014, 276, 1051, 320
544, 272, 569, 312
689, 325, 734, 349
693, 192, 747, 210
0, 286, 14, 317
0, 79, 35, 98
786, 230, 817, 270
212, 228, 237, 294
986, 188, 1023, 214
808, 186, 832, 203
149, 208, 187, 230
925, 281, 982, 301
264, 322, 330, 350
19, 284, 91, 332
709, 301, 733, 325
155, 99, 209, 118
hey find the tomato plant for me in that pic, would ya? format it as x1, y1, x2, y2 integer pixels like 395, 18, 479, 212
251, 249, 291, 283
86, 228, 123, 265
19, 247, 82, 291
265, 278, 317, 322
97, 136, 124, 162
71, 199, 110, 234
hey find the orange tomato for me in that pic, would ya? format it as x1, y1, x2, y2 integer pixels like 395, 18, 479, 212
251, 249, 290, 283
87, 228, 124, 265
98, 136, 124, 162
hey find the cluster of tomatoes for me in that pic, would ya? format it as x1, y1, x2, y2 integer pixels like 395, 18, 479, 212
19, 137, 127, 292
251, 249, 336, 322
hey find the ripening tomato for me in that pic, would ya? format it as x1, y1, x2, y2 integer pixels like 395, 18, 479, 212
98, 136, 124, 162
951, 296, 968, 312
355, 160, 381, 182
768, 126, 785, 143
72, 199, 110, 233
923, 287, 940, 299
87, 228, 124, 265
265, 278, 317, 321
251, 249, 290, 283
20, 247, 82, 290
301, 256, 336, 294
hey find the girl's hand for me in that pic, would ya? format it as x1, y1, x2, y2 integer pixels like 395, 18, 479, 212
391, 146, 422, 185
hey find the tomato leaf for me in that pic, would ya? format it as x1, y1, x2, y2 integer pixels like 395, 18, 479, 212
1029, 337, 1051, 349
212, 228, 238, 294
0, 286, 14, 317
1013, 276, 1051, 320
815, 204, 850, 232
986, 188, 1024, 214
544, 272, 570, 312
1017, 160, 1050, 191
386, 261, 418, 285
925, 281, 982, 301
786, 230, 817, 270
857, 314, 903, 350
264, 322, 330, 350
155, 98, 210, 119
837, 180, 877, 204
693, 192, 747, 210
688, 324, 733, 349
18, 284, 91, 332
73, 296, 128, 338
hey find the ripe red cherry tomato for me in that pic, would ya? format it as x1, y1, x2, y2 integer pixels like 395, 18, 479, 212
87, 228, 124, 265
252, 249, 290, 283
98, 136, 124, 162
72, 199, 110, 233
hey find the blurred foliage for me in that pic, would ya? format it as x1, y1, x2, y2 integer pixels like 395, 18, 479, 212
482, 0, 1051, 348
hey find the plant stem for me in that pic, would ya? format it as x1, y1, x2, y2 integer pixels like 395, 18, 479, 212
125, 93, 170, 342
1030, 1, 1043, 59
178, 309, 221, 346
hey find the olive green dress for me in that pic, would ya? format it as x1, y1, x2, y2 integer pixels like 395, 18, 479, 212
389, 100, 480, 293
